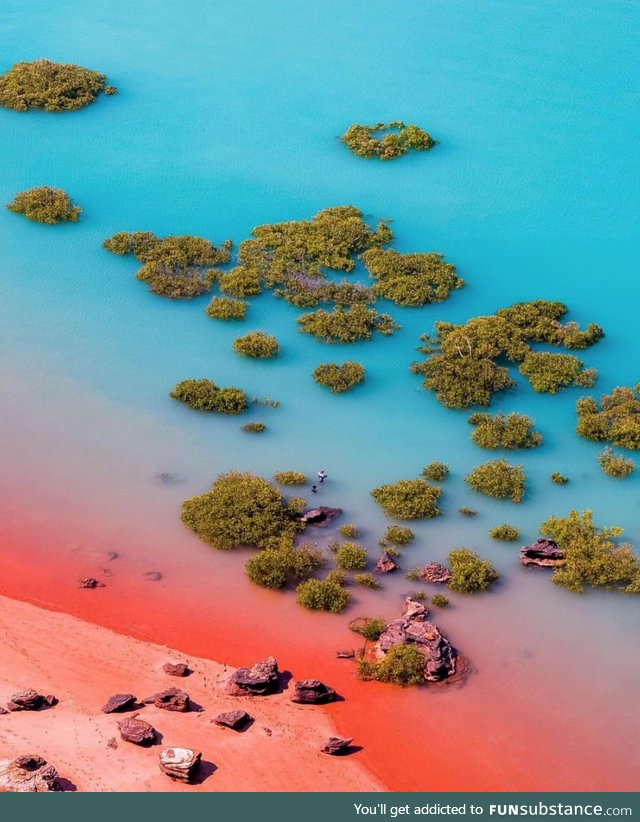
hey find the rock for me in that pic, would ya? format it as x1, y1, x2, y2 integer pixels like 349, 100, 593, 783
159, 748, 201, 783
6, 689, 52, 712
106, 551, 119, 561
227, 656, 279, 696
375, 552, 398, 573
78, 577, 104, 589
101, 693, 137, 714
374, 608, 457, 683
290, 679, 337, 705
143, 687, 190, 712
520, 538, 566, 567
300, 507, 342, 527
403, 597, 429, 619
213, 709, 252, 730
0, 755, 58, 792
162, 662, 190, 677
107, 737, 118, 750
336, 649, 355, 659
420, 562, 451, 584
322, 737, 354, 755
143, 571, 162, 581
0, 707, 8, 715
117, 716, 156, 746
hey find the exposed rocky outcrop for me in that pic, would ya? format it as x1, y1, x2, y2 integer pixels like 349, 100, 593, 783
213, 709, 252, 730
227, 656, 279, 696
101, 693, 137, 714
520, 538, 566, 567
0, 755, 58, 792
420, 562, 451, 584
78, 577, 104, 589
159, 748, 201, 783
6, 690, 56, 712
162, 662, 191, 677
336, 649, 355, 659
322, 737, 354, 755
117, 716, 156, 746
290, 679, 337, 705
300, 507, 342, 527
402, 596, 429, 619
375, 552, 398, 573
373, 607, 457, 683
142, 687, 190, 712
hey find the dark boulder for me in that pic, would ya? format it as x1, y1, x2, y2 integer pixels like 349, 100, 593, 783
142, 687, 190, 712
78, 577, 104, 589
0, 755, 58, 792
162, 662, 191, 677
375, 610, 457, 683
213, 709, 252, 730
101, 693, 137, 714
290, 679, 337, 705
227, 656, 279, 696
520, 538, 565, 567
375, 552, 398, 574
117, 716, 156, 746
321, 737, 354, 755
159, 748, 201, 783
300, 507, 342, 527
336, 649, 355, 659
403, 597, 429, 619
6, 690, 54, 712
143, 571, 162, 581
420, 562, 451, 583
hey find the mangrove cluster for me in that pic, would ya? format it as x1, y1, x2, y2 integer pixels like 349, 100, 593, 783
0, 59, 113, 112
576, 385, 640, 449
468, 411, 542, 450
7, 186, 81, 224
312, 361, 365, 393
341, 121, 435, 161
170, 379, 247, 414
465, 459, 526, 503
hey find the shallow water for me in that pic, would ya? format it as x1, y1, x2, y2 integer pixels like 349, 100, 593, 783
0, 0, 639, 791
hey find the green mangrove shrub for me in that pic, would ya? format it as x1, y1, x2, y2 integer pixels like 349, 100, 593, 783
242, 422, 265, 433
273, 471, 307, 486
205, 296, 248, 320
431, 594, 449, 608
360, 247, 463, 307
298, 304, 398, 343
576, 385, 640, 449
448, 548, 499, 593
421, 461, 449, 481
335, 542, 368, 571
465, 459, 525, 503
341, 121, 435, 160
383, 525, 415, 545
550, 472, 569, 484
358, 644, 426, 686
245, 543, 325, 589
339, 523, 361, 538
468, 412, 542, 450
296, 575, 350, 613
7, 186, 81, 224
312, 361, 365, 393
598, 447, 635, 478
0, 59, 110, 111
519, 352, 596, 393
181, 471, 301, 551
233, 331, 280, 358
489, 524, 520, 541
458, 507, 478, 517
371, 479, 442, 519
170, 379, 247, 414
539, 509, 640, 595
353, 572, 381, 589
349, 617, 386, 641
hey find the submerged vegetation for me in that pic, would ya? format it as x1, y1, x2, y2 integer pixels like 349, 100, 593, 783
360, 247, 463, 307
7, 186, 81, 224
448, 548, 499, 593
341, 121, 435, 161
490, 524, 520, 541
103, 231, 232, 298
540, 510, 640, 595
339, 523, 360, 538
383, 525, 415, 546
550, 472, 569, 484
597, 448, 635, 479
431, 594, 449, 608
335, 542, 368, 571
465, 459, 525, 503
312, 361, 365, 393
411, 301, 603, 409
421, 461, 449, 482
576, 385, 640, 449
353, 572, 381, 589
468, 412, 542, 450
245, 543, 325, 590
0, 59, 110, 111
242, 422, 265, 433
349, 617, 387, 641
273, 471, 307, 486
170, 379, 247, 414
296, 573, 350, 613
371, 479, 442, 519
233, 331, 280, 358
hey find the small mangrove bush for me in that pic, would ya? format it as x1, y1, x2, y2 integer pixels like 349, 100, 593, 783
233, 331, 280, 358
312, 361, 365, 393
205, 296, 248, 321
341, 121, 435, 161
489, 524, 520, 541
576, 385, 640, 449
448, 548, 499, 593
371, 479, 442, 519
0, 59, 111, 111
468, 412, 542, 450
358, 645, 425, 686
465, 459, 525, 503
597, 448, 635, 478
422, 461, 449, 482
273, 471, 307, 486
170, 379, 247, 414
7, 186, 81, 224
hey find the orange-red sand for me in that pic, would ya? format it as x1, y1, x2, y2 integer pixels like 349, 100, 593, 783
0, 594, 382, 792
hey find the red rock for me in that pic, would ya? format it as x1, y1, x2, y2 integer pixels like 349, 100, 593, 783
322, 737, 354, 755
375, 552, 398, 573
0, 755, 58, 792
336, 649, 355, 659
78, 577, 104, 589
213, 709, 252, 730
162, 662, 190, 677
403, 597, 429, 619
117, 716, 156, 745
6, 689, 47, 712
300, 507, 342, 527
159, 748, 201, 783
227, 656, 279, 696
420, 562, 451, 583
101, 693, 137, 713
290, 679, 337, 705
520, 538, 565, 567
143, 571, 162, 581
143, 687, 190, 712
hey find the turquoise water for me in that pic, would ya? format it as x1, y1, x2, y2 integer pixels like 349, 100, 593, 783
1, 0, 639, 789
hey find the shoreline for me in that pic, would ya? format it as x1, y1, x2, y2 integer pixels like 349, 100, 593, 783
0, 593, 384, 792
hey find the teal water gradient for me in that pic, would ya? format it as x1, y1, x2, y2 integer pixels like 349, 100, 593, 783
0, 0, 639, 789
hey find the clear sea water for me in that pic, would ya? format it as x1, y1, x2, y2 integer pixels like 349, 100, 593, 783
0, 0, 638, 790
